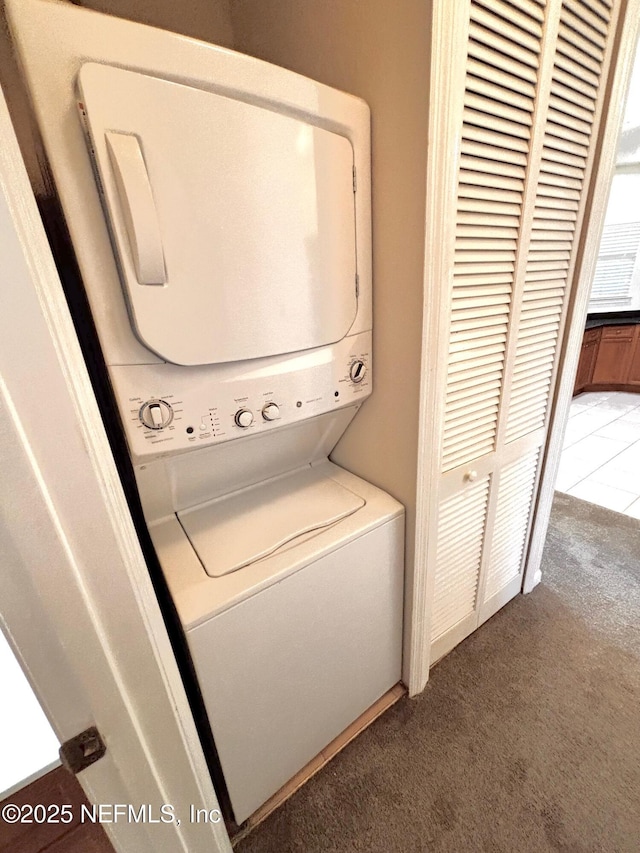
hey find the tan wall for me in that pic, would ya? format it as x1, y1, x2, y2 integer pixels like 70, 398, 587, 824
231, 0, 431, 581
0, 0, 235, 193
75, 0, 234, 47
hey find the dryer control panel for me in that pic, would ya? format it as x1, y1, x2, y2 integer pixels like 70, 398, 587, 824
110, 332, 371, 462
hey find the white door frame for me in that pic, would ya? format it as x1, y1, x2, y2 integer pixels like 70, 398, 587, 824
0, 86, 232, 853
523, 0, 640, 594
410, 0, 471, 696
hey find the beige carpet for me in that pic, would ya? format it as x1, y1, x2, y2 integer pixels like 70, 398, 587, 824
236, 493, 640, 852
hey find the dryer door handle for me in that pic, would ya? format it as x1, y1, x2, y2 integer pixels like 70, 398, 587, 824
105, 131, 166, 285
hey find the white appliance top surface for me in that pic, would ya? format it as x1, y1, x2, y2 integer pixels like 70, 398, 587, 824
149, 461, 404, 628
178, 465, 364, 577
78, 62, 358, 366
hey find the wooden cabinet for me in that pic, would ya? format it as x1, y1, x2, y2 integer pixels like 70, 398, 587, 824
574, 327, 600, 394
575, 324, 640, 394
592, 325, 635, 385
628, 328, 640, 386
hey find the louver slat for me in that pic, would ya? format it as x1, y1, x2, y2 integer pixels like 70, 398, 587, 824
533, 199, 578, 215
469, 24, 540, 71
550, 79, 595, 112
459, 170, 524, 192
466, 58, 536, 99
561, 31, 603, 67
464, 104, 531, 137
460, 155, 525, 180
544, 126, 589, 157
457, 185, 523, 205
554, 50, 600, 88
548, 92, 594, 125
465, 74, 535, 112
473, 0, 543, 38
553, 65, 598, 101
503, 0, 545, 23
470, 7, 542, 53
556, 26, 604, 70
547, 108, 591, 137
468, 41, 538, 84
564, 0, 609, 38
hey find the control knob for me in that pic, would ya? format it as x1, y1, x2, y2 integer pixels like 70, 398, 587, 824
235, 409, 254, 428
139, 399, 173, 430
262, 403, 280, 421
349, 360, 367, 383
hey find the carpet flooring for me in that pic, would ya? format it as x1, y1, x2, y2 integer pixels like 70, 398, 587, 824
236, 493, 640, 852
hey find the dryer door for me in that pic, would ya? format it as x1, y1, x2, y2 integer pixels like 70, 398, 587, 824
77, 63, 358, 366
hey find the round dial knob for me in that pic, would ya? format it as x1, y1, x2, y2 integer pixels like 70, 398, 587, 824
262, 403, 280, 421
139, 399, 173, 430
235, 409, 254, 428
349, 360, 367, 383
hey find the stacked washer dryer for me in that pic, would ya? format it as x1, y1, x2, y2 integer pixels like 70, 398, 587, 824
8, 0, 405, 824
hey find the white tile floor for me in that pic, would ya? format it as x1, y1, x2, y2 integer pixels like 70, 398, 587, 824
556, 390, 640, 518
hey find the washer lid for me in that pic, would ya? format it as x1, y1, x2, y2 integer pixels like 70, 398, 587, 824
77, 62, 358, 366
177, 466, 365, 578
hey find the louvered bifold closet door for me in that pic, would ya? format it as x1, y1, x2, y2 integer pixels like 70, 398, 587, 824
430, 0, 618, 662
431, 0, 545, 660
506, 0, 615, 442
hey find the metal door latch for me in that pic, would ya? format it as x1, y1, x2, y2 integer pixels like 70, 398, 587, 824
59, 726, 106, 774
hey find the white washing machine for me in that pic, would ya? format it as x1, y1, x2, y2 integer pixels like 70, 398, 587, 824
8, 0, 405, 824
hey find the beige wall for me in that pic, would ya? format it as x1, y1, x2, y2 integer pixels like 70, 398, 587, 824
231, 0, 431, 585
74, 0, 234, 47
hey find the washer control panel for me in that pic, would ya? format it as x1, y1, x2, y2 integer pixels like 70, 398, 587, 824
110, 331, 371, 462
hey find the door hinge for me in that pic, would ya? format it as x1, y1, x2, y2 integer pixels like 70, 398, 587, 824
355, 274, 360, 296
60, 726, 106, 775
352, 166, 357, 193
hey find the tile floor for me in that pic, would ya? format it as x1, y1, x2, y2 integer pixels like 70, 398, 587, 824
556, 390, 640, 518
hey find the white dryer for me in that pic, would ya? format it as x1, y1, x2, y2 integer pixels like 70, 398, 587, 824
8, 0, 405, 825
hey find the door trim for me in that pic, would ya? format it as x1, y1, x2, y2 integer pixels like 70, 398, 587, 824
410, 0, 471, 695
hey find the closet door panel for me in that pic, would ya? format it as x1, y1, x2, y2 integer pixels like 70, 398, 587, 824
443, 0, 544, 475
479, 449, 540, 622
429, 0, 619, 662
430, 476, 491, 661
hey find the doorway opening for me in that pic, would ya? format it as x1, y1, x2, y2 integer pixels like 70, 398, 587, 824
555, 32, 640, 519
